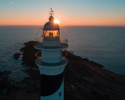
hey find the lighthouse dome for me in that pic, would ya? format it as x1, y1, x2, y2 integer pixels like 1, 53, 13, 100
43, 16, 60, 30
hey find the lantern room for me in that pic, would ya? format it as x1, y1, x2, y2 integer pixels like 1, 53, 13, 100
43, 15, 60, 39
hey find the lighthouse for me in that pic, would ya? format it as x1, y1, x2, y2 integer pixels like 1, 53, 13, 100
34, 9, 68, 100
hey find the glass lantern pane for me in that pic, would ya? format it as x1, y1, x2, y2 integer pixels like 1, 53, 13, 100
44, 30, 59, 38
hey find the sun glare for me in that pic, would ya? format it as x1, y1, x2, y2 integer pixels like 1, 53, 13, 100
54, 19, 60, 24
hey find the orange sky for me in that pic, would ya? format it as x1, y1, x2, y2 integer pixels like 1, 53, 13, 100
0, 0, 125, 26
1, 14, 125, 26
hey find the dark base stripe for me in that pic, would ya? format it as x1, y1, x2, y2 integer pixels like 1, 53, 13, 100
40, 72, 63, 96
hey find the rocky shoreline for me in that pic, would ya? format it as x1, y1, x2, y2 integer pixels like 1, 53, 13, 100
0, 41, 125, 100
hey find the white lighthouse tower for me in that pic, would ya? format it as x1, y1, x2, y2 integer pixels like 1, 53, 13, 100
34, 9, 68, 100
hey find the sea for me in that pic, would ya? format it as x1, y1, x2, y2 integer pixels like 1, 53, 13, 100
0, 26, 125, 81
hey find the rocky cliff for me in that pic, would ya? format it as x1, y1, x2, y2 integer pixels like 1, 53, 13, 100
0, 41, 125, 100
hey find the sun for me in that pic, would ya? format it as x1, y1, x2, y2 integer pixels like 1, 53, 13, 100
54, 19, 60, 24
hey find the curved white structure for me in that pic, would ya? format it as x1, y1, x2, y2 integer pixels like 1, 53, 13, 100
34, 9, 68, 100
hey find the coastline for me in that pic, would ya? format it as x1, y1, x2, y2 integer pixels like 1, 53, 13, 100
0, 41, 125, 100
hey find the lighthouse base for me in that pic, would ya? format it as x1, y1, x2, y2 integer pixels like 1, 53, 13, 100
41, 80, 64, 100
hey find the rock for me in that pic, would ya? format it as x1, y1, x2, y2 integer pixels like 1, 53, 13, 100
20, 41, 40, 66
24, 68, 40, 80
10, 41, 125, 100
63, 51, 125, 100
90, 61, 104, 68
13, 53, 20, 59
0, 71, 11, 99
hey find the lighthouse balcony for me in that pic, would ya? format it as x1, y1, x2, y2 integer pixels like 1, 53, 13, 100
34, 43, 68, 50
35, 57, 68, 75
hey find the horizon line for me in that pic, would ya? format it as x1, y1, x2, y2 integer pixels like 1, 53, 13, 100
0, 25, 125, 27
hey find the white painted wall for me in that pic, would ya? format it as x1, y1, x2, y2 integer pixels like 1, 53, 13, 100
42, 50, 62, 63
43, 39, 60, 46
36, 59, 67, 75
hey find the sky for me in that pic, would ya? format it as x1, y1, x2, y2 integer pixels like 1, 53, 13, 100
0, 0, 125, 26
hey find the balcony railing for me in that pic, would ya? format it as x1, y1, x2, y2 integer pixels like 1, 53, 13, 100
60, 39, 68, 44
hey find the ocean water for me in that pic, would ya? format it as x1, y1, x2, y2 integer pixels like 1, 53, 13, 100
0, 26, 125, 81
62, 26, 125, 75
